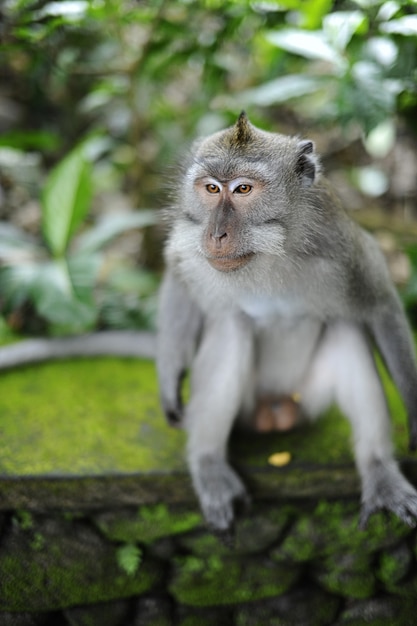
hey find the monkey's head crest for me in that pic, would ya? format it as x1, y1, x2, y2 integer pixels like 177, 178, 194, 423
229, 111, 255, 148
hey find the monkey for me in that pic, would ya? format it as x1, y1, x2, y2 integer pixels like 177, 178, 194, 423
156, 112, 417, 532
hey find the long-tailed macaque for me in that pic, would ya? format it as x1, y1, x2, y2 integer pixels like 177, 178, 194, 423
157, 112, 417, 531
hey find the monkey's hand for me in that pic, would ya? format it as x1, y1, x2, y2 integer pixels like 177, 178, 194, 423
359, 459, 417, 529
161, 396, 184, 428
191, 455, 250, 531
408, 413, 417, 452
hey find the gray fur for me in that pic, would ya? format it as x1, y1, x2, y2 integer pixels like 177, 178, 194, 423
157, 115, 417, 531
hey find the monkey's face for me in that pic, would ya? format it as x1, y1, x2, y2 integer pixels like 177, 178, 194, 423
178, 114, 319, 274
192, 174, 263, 272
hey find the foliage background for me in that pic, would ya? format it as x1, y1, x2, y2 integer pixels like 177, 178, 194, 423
0, 0, 417, 335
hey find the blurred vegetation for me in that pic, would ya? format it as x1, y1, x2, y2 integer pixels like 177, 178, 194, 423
0, 0, 417, 335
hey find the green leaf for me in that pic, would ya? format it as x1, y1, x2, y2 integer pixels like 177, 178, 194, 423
0, 130, 60, 152
42, 146, 93, 258
242, 74, 324, 106
0, 264, 39, 310
380, 15, 417, 36
116, 544, 142, 577
0, 222, 40, 263
30, 261, 97, 332
299, 0, 333, 29
323, 11, 368, 52
74, 210, 157, 253
266, 28, 343, 67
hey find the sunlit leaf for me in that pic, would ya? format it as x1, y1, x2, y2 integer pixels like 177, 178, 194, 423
323, 11, 368, 51
365, 36, 398, 67
42, 146, 93, 258
364, 119, 396, 157
0, 264, 41, 310
266, 29, 343, 66
380, 15, 417, 36
30, 261, 97, 330
74, 210, 157, 253
37, 1, 89, 20
242, 74, 324, 106
0, 223, 40, 263
377, 1, 401, 22
352, 166, 389, 197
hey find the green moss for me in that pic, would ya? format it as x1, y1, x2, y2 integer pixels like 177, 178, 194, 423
0, 342, 413, 482
0, 358, 186, 476
0, 330, 413, 499
13, 510, 34, 530
0, 519, 162, 611
169, 555, 300, 607
315, 552, 376, 599
178, 505, 294, 557
95, 503, 202, 544
272, 500, 412, 563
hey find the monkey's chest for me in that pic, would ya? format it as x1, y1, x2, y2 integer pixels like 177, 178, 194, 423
239, 293, 307, 323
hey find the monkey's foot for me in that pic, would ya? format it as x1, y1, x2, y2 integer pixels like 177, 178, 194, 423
191, 455, 250, 531
254, 394, 302, 432
359, 460, 417, 529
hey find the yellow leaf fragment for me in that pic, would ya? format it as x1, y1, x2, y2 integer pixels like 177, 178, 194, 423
268, 451, 292, 467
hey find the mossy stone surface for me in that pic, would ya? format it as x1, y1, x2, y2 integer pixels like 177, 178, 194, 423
271, 500, 412, 564
235, 585, 341, 626
178, 503, 293, 557
0, 352, 415, 510
313, 551, 376, 599
0, 514, 162, 611
0, 358, 186, 476
376, 541, 413, 592
94, 503, 203, 544
169, 554, 300, 607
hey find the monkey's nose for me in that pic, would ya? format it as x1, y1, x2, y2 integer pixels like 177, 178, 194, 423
211, 231, 228, 249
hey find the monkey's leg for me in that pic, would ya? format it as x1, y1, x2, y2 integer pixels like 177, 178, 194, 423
186, 312, 254, 531
301, 321, 417, 527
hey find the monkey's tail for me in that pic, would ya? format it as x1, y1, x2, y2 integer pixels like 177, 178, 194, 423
0, 331, 156, 370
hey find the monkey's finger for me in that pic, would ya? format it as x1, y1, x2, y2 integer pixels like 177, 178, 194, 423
358, 505, 374, 530
234, 491, 252, 518
214, 527, 236, 549
204, 501, 235, 531
163, 404, 184, 428
408, 418, 417, 452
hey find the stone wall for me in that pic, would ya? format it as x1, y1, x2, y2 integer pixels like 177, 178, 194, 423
1, 356, 417, 624
1, 498, 417, 625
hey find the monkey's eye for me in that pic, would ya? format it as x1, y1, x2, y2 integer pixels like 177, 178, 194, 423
234, 184, 252, 194
206, 183, 220, 194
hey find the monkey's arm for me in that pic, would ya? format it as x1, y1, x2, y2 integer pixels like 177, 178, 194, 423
156, 268, 203, 426
0, 331, 156, 370
369, 293, 417, 450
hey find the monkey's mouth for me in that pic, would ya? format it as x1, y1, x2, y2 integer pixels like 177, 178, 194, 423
207, 253, 255, 272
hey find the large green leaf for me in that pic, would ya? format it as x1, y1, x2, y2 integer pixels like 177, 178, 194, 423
74, 210, 157, 253
30, 260, 98, 332
42, 146, 93, 258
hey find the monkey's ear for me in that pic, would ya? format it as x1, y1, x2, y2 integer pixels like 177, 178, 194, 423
296, 139, 319, 187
